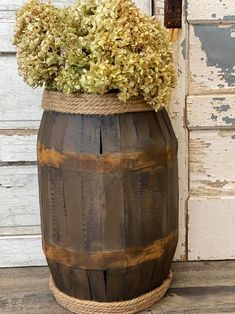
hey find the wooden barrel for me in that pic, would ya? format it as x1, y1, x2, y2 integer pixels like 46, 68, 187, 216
37, 108, 178, 302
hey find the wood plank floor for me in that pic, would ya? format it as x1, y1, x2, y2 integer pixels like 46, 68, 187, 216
0, 261, 235, 313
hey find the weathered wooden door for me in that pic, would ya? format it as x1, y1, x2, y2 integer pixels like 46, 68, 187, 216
157, 0, 235, 261
186, 1, 235, 260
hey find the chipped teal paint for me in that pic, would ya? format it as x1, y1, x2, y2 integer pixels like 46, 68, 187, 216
214, 104, 231, 112
181, 39, 186, 59
212, 97, 226, 101
194, 25, 235, 87
211, 113, 218, 121
211, 13, 217, 18
222, 116, 235, 125
223, 15, 235, 20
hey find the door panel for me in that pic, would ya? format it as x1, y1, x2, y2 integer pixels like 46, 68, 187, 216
187, 0, 235, 260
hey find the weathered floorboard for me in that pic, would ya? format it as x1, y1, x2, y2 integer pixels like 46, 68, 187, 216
0, 261, 235, 313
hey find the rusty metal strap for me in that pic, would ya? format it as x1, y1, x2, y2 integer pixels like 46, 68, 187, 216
37, 143, 176, 173
43, 230, 178, 270
164, 0, 182, 29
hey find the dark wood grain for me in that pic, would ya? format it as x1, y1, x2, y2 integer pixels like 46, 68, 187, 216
87, 270, 106, 301
37, 108, 179, 302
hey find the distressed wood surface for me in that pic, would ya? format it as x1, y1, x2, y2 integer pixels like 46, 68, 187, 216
0, 11, 14, 52
188, 198, 235, 260
167, 1, 188, 261
0, 226, 41, 236
154, 0, 164, 24
1, 261, 235, 313
0, 0, 152, 13
187, 0, 235, 23
187, 0, 235, 263
0, 235, 45, 267
0, 56, 42, 129
0, 165, 40, 227
0, 1, 151, 53
190, 130, 235, 197
0, 0, 75, 11
187, 95, 235, 129
0, 133, 37, 162
189, 24, 235, 94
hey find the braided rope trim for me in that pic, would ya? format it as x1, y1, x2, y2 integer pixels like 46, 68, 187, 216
42, 90, 154, 115
49, 271, 172, 314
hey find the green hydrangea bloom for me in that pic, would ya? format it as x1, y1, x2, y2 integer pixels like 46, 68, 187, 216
13, 0, 176, 109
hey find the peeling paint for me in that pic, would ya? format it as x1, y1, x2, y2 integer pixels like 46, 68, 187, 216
194, 25, 235, 87
212, 97, 226, 101
222, 116, 235, 125
181, 39, 186, 59
211, 113, 218, 121
185, 0, 188, 12
223, 15, 235, 20
178, 68, 182, 75
201, 180, 228, 189
211, 13, 217, 18
214, 104, 231, 112
231, 135, 235, 139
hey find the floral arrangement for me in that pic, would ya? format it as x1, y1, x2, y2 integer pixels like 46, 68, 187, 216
13, 0, 176, 109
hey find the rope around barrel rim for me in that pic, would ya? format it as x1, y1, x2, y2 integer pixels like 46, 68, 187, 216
42, 90, 154, 115
49, 271, 172, 314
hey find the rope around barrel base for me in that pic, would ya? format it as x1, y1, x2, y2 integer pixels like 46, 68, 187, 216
49, 271, 172, 314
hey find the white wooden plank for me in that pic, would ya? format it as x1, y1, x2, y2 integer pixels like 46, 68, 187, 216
0, 226, 41, 236
0, 235, 46, 267
0, 0, 151, 14
188, 197, 235, 260
189, 24, 235, 94
0, 1, 151, 53
0, 0, 74, 11
0, 165, 40, 227
154, 0, 164, 24
0, 56, 43, 128
0, 11, 15, 52
0, 121, 40, 130
0, 133, 37, 162
187, 0, 235, 23
187, 95, 235, 129
168, 17, 188, 261
135, 0, 152, 15
190, 130, 235, 197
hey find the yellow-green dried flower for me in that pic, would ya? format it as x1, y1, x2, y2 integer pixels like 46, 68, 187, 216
13, 0, 176, 110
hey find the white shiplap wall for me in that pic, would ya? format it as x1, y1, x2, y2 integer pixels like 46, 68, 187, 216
0, 1, 44, 265
0, 0, 159, 267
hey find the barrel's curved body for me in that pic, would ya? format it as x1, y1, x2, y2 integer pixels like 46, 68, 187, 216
37, 108, 178, 302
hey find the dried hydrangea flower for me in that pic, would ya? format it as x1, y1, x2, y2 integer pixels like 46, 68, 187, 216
13, 0, 176, 110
